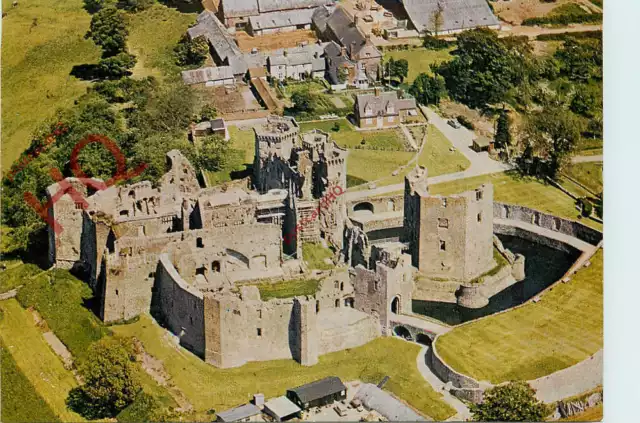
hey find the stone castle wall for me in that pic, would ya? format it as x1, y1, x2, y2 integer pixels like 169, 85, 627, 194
156, 254, 205, 356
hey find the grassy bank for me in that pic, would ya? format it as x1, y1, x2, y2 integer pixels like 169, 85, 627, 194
436, 250, 602, 383
0, 299, 84, 421
113, 317, 456, 420
1, 0, 102, 170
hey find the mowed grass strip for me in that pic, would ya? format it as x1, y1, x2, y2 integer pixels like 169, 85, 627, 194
1, 0, 102, 170
429, 172, 602, 231
127, 4, 197, 79
299, 119, 406, 151
563, 162, 603, 195
0, 299, 84, 421
384, 48, 453, 82
302, 242, 335, 270
113, 316, 456, 420
250, 278, 321, 300
435, 250, 603, 383
0, 339, 60, 423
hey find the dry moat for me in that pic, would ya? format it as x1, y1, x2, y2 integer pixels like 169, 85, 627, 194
412, 235, 580, 325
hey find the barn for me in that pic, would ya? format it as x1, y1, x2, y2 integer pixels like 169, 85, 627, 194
285, 376, 347, 409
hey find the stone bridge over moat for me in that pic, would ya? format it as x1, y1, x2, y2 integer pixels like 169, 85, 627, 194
389, 312, 452, 345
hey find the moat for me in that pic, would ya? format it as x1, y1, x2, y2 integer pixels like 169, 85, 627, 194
412, 235, 581, 325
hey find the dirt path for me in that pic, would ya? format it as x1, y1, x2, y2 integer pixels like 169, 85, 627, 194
500, 23, 602, 39
134, 339, 194, 412
572, 154, 603, 163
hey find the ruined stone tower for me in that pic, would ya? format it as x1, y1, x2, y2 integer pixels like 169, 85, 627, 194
403, 166, 495, 282
253, 116, 299, 193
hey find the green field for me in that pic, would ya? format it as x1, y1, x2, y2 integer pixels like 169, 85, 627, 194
127, 4, 197, 79
384, 48, 453, 82
204, 126, 255, 186
429, 172, 602, 231
436, 250, 602, 383
249, 278, 321, 300
113, 316, 456, 420
302, 243, 335, 270
563, 162, 603, 195
0, 338, 60, 423
299, 119, 407, 151
0, 299, 84, 421
1, 0, 102, 170
347, 149, 415, 187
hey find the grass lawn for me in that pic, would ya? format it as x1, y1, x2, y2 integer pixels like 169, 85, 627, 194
0, 261, 42, 293
248, 278, 321, 301
112, 316, 456, 420
0, 299, 83, 421
435, 250, 602, 383
127, 4, 198, 80
560, 403, 603, 421
1, 0, 102, 170
563, 162, 603, 195
428, 172, 602, 231
384, 48, 453, 82
16, 269, 111, 360
302, 243, 335, 270
0, 338, 60, 422
347, 149, 414, 187
204, 126, 255, 186
299, 119, 406, 151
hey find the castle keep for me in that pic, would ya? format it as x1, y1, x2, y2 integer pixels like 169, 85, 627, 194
47, 118, 523, 368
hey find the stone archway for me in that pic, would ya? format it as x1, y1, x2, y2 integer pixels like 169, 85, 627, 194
393, 326, 412, 341
391, 296, 400, 314
353, 202, 374, 214
416, 333, 432, 346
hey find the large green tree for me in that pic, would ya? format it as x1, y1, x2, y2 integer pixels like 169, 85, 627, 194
494, 109, 512, 149
197, 135, 230, 172
436, 29, 533, 108
174, 34, 210, 67
410, 73, 447, 105
525, 105, 583, 178
66, 337, 142, 419
470, 382, 547, 422
98, 52, 137, 79
291, 91, 315, 113
89, 6, 129, 57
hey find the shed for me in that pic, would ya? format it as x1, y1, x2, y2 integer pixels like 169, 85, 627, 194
286, 376, 347, 409
216, 403, 262, 422
263, 396, 301, 422
472, 137, 494, 153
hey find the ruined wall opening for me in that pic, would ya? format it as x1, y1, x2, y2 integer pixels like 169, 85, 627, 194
196, 266, 206, 276
353, 202, 374, 214
391, 296, 401, 314
344, 297, 355, 308
197, 237, 204, 248
211, 261, 221, 272
335, 299, 340, 308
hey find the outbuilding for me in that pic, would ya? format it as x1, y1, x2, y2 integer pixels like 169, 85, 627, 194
286, 376, 347, 410
215, 403, 262, 422
263, 396, 301, 422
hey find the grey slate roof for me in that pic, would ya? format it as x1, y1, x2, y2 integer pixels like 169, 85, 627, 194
287, 376, 346, 404
188, 12, 241, 63
403, 0, 500, 33
181, 66, 234, 85
216, 403, 261, 422
320, 6, 382, 61
355, 92, 416, 117
249, 8, 316, 30
222, 0, 332, 18
354, 383, 427, 421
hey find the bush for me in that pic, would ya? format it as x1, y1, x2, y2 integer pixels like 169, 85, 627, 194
578, 197, 593, 217
98, 52, 137, 79
174, 34, 209, 67
332, 121, 341, 132
470, 381, 547, 422
67, 337, 142, 419
456, 115, 475, 130
536, 30, 602, 41
422, 34, 452, 50
117, 392, 165, 422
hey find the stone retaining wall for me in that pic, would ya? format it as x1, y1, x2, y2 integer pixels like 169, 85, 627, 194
493, 203, 602, 246
428, 338, 486, 403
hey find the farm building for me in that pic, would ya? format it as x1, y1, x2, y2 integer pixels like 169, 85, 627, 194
285, 376, 347, 409
401, 0, 500, 35
263, 396, 301, 422
219, 0, 334, 33
215, 403, 262, 422
181, 66, 235, 87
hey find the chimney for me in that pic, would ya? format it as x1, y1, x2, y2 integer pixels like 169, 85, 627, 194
350, 41, 357, 60
354, 14, 359, 27
374, 87, 382, 97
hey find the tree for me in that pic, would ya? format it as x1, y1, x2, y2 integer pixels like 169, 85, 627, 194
198, 104, 217, 122
117, 0, 155, 12
291, 91, 315, 113
98, 52, 137, 79
410, 73, 447, 105
525, 105, 583, 178
570, 84, 601, 118
494, 109, 512, 149
470, 381, 547, 422
197, 135, 229, 172
435, 29, 533, 108
430, 2, 444, 37
391, 59, 409, 83
89, 6, 129, 57
67, 337, 141, 419
83, 0, 116, 14
174, 34, 209, 67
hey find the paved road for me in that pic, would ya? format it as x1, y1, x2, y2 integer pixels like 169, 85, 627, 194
416, 346, 472, 421
529, 350, 603, 403
572, 155, 603, 163
346, 107, 512, 201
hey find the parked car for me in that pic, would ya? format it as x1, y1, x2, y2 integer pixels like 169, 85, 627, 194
447, 119, 461, 129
